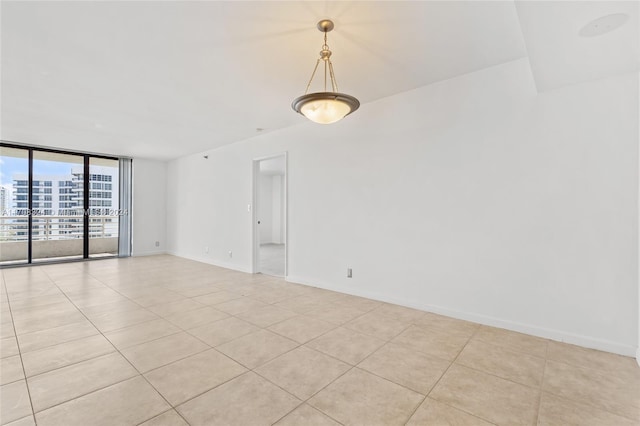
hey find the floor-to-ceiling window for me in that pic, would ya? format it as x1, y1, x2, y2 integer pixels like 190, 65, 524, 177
31, 151, 85, 262
0, 143, 130, 265
88, 157, 120, 258
0, 146, 29, 265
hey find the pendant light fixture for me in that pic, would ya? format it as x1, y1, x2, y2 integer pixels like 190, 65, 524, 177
292, 19, 360, 124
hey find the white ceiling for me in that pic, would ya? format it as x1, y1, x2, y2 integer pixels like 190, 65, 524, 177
1, 1, 637, 160
516, 1, 639, 91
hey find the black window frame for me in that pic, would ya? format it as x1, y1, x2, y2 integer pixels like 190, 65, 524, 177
1, 141, 119, 264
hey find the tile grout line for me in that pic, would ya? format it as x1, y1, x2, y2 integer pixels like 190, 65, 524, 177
266, 363, 354, 426
170, 298, 457, 423
10, 284, 159, 374
18, 318, 176, 366
537, 369, 640, 423
83, 267, 200, 426
442, 361, 544, 392
166, 300, 374, 425
400, 328, 460, 425
265, 311, 425, 425
81, 317, 199, 425
536, 343, 550, 426
133, 408, 185, 426
163, 326, 310, 423
225, 287, 368, 425
22, 348, 117, 381
544, 356, 639, 381
543, 339, 640, 422
83, 267, 346, 425
2, 271, 39, 425
402, 323, 499, 426
8, 258, 639, 425
432, 330, 556, 394
345, 319, 508, 402
36, 267, 195, 426
29, 374, 139, 417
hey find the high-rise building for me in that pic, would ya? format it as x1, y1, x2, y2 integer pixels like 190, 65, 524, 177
10, 166, 118, 240
0, 186, 9, 214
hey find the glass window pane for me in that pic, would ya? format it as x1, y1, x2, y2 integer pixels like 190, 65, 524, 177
0, 146, 29, 265
89, 157, 119, 258
32, 151, 84, 262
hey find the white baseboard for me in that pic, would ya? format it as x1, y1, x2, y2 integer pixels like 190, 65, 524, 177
131, 250, 167, 257
141, 256, 637, 358
286, 274, 637, 358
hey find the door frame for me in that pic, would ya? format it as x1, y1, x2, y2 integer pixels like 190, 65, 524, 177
251, 152, 288, 276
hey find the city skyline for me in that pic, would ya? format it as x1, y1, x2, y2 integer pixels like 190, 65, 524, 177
2, 164, 119, 217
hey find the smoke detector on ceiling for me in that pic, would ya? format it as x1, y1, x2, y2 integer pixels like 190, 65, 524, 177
579, 13, 629, 37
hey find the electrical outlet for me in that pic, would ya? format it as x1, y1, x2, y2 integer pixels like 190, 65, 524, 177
347, 268, 352, 278
204, 246, 209, 254
228, 250, 233, 258
155, 241, 160, 247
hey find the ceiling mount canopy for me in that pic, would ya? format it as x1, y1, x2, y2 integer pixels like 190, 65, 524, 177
292, 19, 360, 125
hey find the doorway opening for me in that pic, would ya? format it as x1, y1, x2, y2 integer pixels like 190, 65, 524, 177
253, 153, 287, 277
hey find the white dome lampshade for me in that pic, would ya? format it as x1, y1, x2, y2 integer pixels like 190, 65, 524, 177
292, 92, 359, 125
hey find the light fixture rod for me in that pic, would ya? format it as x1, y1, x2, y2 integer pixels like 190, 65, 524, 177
324, 59, 328, 91
305, 59, 322, 95
328, 60, 338, 92
303, 20, 343, 95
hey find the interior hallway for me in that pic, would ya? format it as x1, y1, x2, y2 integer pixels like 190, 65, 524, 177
259, 243, 285, 277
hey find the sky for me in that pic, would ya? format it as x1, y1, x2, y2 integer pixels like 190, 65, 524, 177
1, 157, 80, 186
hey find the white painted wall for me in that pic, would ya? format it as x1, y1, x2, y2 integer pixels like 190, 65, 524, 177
132, 158, 167, 256
166, 58, 638, 356
272, 174, 284, 244
258, 174, 274, 244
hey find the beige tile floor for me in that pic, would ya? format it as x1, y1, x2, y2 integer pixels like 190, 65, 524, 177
0, 255, 638, 426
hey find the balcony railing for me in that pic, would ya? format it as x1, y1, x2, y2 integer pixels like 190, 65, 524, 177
0, 215, 118, 241
0, 216, 119, 263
